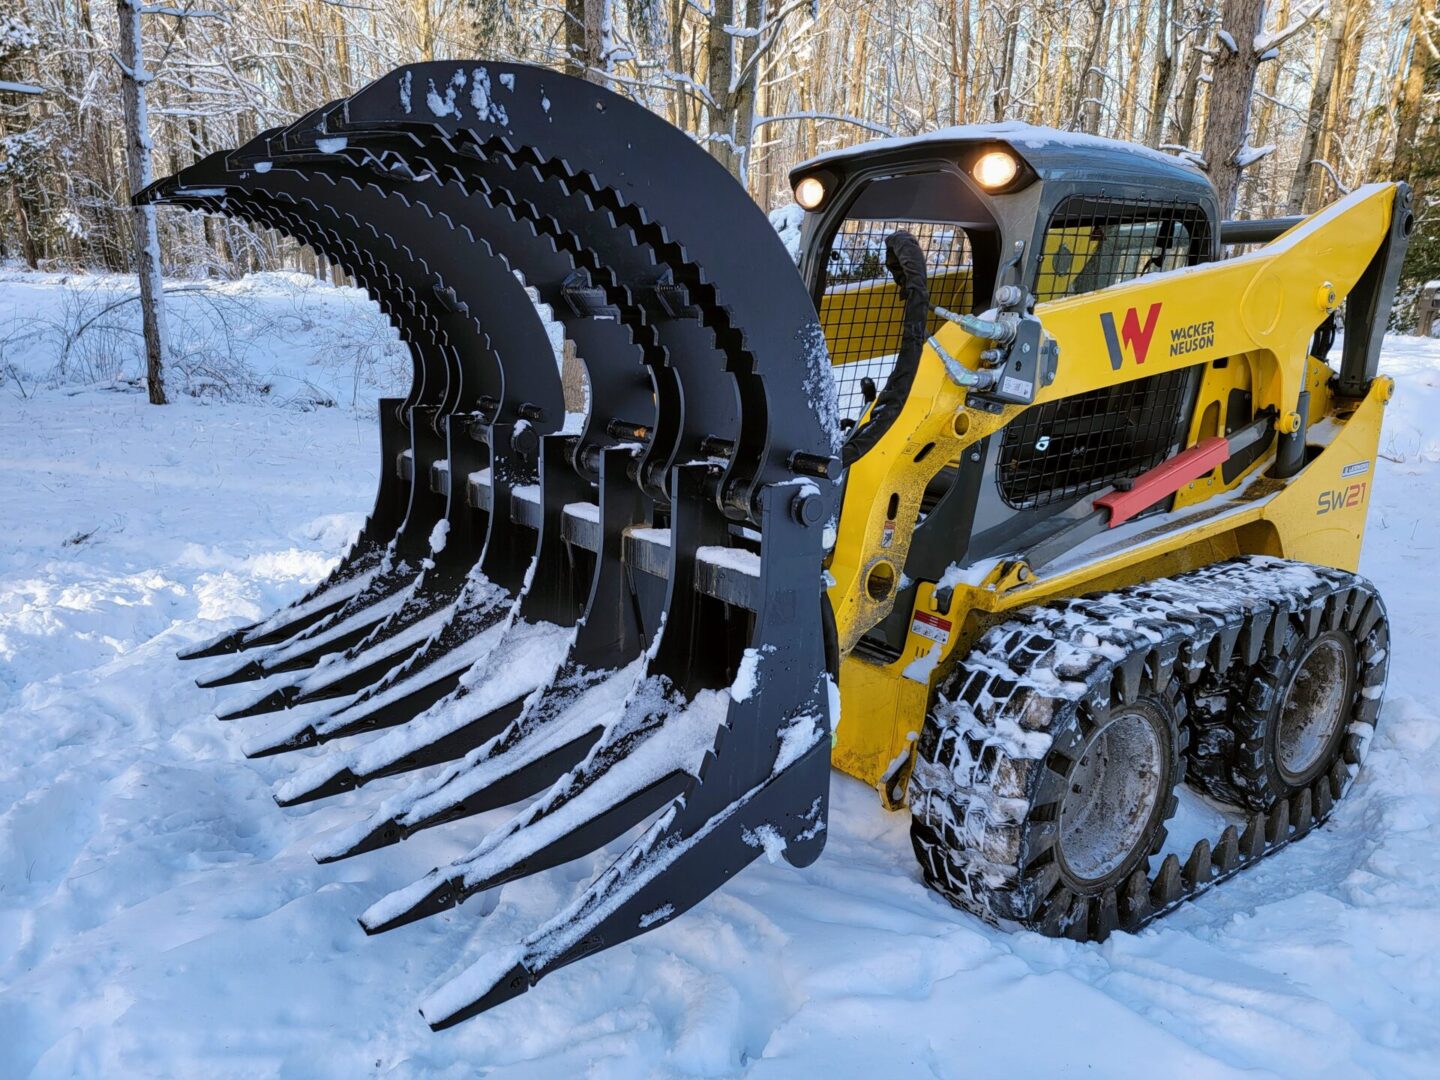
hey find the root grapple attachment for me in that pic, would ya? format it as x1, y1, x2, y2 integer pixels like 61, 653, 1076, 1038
148, 62, 840, 1026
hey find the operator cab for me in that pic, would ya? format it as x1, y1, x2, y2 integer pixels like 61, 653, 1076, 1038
789, 123, 1221, 662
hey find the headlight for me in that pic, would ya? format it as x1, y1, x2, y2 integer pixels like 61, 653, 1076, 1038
972, 150, 1019, 190
794, 176, 826, 210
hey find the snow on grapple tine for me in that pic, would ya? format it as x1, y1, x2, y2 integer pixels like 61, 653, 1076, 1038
371, 475, 835, 1029
312, 445, 653, 863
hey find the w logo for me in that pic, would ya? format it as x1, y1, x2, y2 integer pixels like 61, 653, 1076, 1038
1100, 302, 1163, 370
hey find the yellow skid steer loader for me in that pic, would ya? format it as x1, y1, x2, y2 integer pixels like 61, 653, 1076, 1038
145, 64, 1411, 1026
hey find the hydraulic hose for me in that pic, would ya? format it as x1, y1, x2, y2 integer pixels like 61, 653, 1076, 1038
839, 230, 930, 466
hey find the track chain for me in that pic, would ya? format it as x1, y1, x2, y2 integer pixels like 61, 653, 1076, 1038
909, 555, 1389, 941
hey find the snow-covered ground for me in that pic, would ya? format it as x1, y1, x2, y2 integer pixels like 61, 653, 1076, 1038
2, 273, 1439, 1077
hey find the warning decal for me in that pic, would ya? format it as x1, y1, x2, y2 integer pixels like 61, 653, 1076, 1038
911, 610, 952, 643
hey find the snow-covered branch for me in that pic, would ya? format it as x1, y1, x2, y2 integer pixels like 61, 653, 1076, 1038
108, 51, 151, 85
1233, 142, 1276, 168
137, 5, 225, 16
1255, 0, 1324, 55
1160, 143, 1209, 169
1306, 158, 1352, 195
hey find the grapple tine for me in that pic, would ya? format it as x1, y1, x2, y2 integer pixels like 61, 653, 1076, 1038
415, 479, 833, 1027
273, 435, 607, 806
357, 462, 732, 928
241, 566, 512, 757
313, 654, 638, 861
424, 735, 831, 1029
210, 160, 624, 720
163, 162, 570, 713
151, 159, 434, 662
153, 185, 458, 682
312, 447, 651, 861
160, 62, 839, 1027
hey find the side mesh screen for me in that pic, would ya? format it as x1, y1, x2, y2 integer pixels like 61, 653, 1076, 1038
997, 369, 1193, 510
997, 195, 1211, 509
818, 219, 973, 426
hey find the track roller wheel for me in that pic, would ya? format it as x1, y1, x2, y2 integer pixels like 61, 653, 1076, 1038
910, 633, 1186, 939
1187, 575, 1388, 812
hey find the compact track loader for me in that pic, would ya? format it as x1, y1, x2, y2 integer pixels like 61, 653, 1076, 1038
147, 62, 1412, 1027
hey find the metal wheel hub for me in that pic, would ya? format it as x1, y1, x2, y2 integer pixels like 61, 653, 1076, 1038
1276, 632, 1354, 785
1057, 706, 1166, 885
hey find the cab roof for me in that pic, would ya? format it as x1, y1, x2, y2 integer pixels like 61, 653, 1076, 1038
792, 121, 1213, 199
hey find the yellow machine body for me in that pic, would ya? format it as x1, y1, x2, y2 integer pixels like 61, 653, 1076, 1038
820, 184, 1401, 799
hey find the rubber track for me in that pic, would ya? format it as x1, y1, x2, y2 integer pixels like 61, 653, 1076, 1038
909, 555, 1389, 941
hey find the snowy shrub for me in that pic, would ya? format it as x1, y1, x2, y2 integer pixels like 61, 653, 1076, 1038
769, 202, 805, 264
0, 271, 409, 410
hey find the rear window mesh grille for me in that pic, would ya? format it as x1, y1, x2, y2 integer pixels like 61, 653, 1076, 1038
1033, 195, 1212, 304
997, 368, 1191, 510
818, 219, 973, 426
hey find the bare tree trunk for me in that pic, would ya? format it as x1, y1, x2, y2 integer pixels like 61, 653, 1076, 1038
1174, 5, 1213, 146
12, 190, 39, 269
1121, 0, 1151, 138
116, 0, 167, 405
1285, 7, 1343, 213
707, 0, 734, 172
590, 0, 613, 87
942, 0, 966, 123
1073, 0, 1108, 133
1251, 1, 1289, 144
1392, 0, 1431, 179
993, 0, 1020, 120
566, 0, 607, 82
1146, 0, 1179, 146
957, 0, 972, 121
707, 0, 763, 182
1202, 0, 1265, 216
731, 0, 760, 186
670, 0, 689, 131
